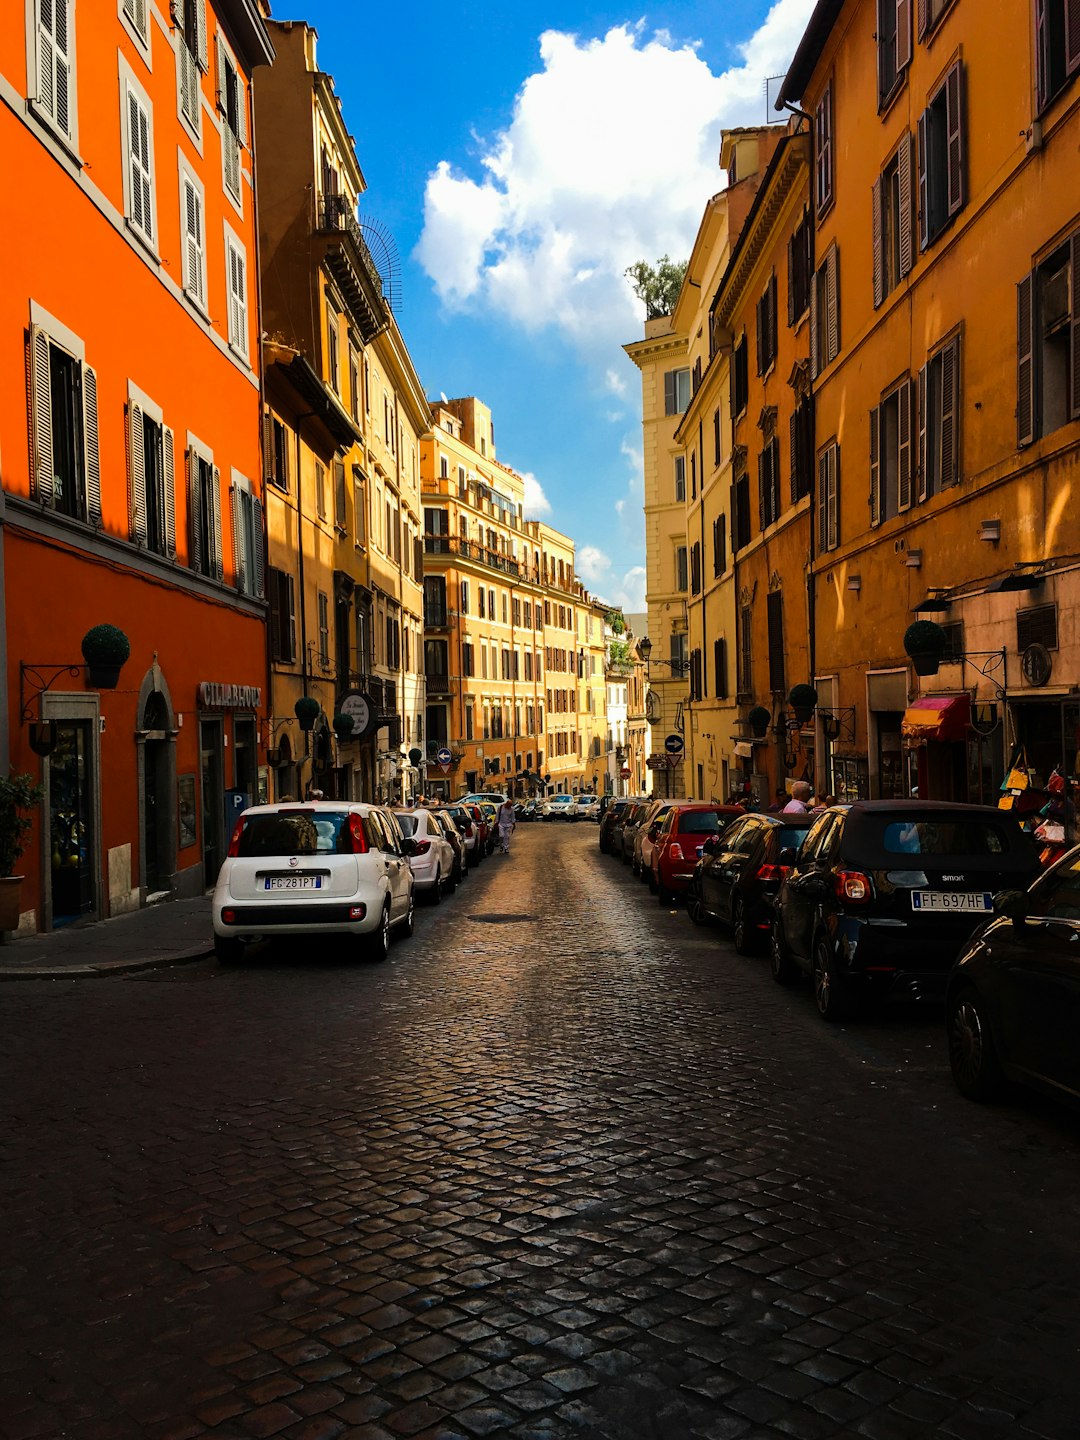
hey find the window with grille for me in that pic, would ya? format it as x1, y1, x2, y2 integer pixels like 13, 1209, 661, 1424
1017, 604, 1058, 652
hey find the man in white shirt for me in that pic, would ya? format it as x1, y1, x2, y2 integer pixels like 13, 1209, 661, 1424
782, 781, 813, 815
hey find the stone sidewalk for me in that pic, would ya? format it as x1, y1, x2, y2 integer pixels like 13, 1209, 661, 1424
0, 894, 213, 980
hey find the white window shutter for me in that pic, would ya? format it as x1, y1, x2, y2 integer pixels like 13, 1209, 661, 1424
130, 403, 147, 543
212, 465, 223, 578
215, 33, 227, 111
195, 0, 208, 69
38, 0, 72, 137
162, 425, 176, 558
188, 450, 203, 572
183, 176, 204, 305
82, 364, 101, 525
228, 243, 247, 355
224, 129, 241, 199
180, 43, 200, 131
236, 74, 247, 148
29, 324, 55, 506
127, 88, 153, 241
231, 482, 244, 590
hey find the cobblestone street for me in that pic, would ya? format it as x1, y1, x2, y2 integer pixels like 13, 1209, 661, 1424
3, 823, 1080, 1440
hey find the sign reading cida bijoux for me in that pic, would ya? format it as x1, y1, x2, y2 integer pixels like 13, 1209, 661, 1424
198, 682, 262, 710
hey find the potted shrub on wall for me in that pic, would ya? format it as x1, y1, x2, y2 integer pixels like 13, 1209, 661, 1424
0, 772, 44, 934
748, 705, 772, 738
788, 684, 818, 726
332, 712, 355, 741
904, 620, 947, 677
81, 624, 131, 690
294, 697, 321, 732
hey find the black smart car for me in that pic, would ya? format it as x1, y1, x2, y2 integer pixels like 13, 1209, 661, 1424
946, 845, 1080, 1104
687, 812, 812, 954
770, 801, 1040, 1020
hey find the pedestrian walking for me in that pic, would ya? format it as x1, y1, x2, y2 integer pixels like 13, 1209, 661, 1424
497, 798, 516, 854
782, 781, 813, 814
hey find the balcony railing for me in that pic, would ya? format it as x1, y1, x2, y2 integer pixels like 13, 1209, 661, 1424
426, 673, 453, 696
423, 533, 542, 585
314, 194, 390, 342
424, 606, 449, 628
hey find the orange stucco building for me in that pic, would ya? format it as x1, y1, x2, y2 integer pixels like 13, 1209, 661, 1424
780, 0, 1080, 805
0, 0, 273, 930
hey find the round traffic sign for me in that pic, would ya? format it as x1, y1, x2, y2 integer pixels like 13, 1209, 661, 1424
436, 746, 452, 766
664, 733, 684, 754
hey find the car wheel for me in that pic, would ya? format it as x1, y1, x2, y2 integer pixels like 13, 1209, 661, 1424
812, 936, 851, 1021
657, 877, 673, 906
732, 896, 754, 956
214, 936, 245, 965
687, 885, 708, 927
770, 918, 795, 985
400, 890, 415, 938
367, 903, 392, 961
430, 870, 443, 904
444, 868, 457, 895
948, 986, 1004, 1101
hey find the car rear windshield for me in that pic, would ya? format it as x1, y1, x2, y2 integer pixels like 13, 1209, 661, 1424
780, 824, 811, 851
679, 811, 728, 834
394, 814, 419, 836
237, 810, 352, 856
876, 817, 1010, 857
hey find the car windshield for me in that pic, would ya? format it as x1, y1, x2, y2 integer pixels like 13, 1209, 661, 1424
680, 811, 726, 834
878, 818, 1008, 856
394, 814, 419, 836
236, 810, 352, 857
780, 824, 811, 851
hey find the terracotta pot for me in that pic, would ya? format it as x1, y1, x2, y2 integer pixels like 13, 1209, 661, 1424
0, 876, 24, 932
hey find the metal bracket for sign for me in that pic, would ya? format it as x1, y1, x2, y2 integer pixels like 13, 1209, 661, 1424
20, 662, 83, 722
817, 707, 857, 744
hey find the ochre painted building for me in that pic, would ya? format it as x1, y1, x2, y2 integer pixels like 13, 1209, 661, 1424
780, 0, 1080, 804
1, 0, 272, 930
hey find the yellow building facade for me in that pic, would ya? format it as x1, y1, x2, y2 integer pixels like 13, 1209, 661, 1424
780, 0, 1080, 804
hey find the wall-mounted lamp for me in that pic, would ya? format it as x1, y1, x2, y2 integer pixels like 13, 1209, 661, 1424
979, 519, 1001, 543
905, 549, 922, 569
846, 575, 862, 593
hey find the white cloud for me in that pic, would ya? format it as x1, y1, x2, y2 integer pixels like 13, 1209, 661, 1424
609, 565, 647, 612
576, 545, 611, 583
416, 2, 815, 357
605, 367, 628, 397
521, 471, 552, 516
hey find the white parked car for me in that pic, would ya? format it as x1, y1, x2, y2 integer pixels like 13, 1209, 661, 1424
542, 794, 578, 821
212, 801, 415, 963
391, 807, 457, 902
577, 796, 601, 821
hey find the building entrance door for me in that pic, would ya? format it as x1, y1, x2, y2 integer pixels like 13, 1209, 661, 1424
49, 721, 95, 926
200, 718, 224, 887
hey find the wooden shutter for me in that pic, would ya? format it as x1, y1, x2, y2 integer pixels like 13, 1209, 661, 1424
286, 572, 296, 661
250, 494, 264, 597
917, 363, 930, 501
896, 0, 913, 71
127, 88, 153, 240
827, 445, 839, 551
215, 33, 228, 110
789, 410, 800, 505
211, 465, 223, 578
37, 0, 72, 136
664, 370, 676, 415
29, 325, 54, 505
129, 403, 147, 544
188, 450, 204, 572
899, 133, 915, 278
756, 293, 764, 375
810, 267, 819, 378
162, 426, 176, 558
1035, 0, 1050, 112
872, 177, 884, 309
787, 235, 796, 325
945, 63, 965, 219
869, 407, 881, 526
757, 452, 767, 531
917, 110, 930, 251
195, 0, 208, 69
1070, 232, 1080, 421
82, 364, 101, 525
817, 451, 829, 553
182, 175, 204, 305
917, 0, 929, 37
715, 638, 728, 700
1017, 272, 1036, 447
1067, 0, 1080, 76
898, 381, 914, 511
730, 483, 739, 552
230, 482, 244, 590
816, 87, 832, 210
825, 245, 840, 363
179, 39, 199, 129
940, 337, 960, 487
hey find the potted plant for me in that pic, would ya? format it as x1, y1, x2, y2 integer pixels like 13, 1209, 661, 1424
747, 705, 772, 738
294, 696, 321, 732
788, 683, 818, 726
81, 624, 131, 689
904, 619, 947, 677
332, 712, 355, 740
0, 772, 44, 933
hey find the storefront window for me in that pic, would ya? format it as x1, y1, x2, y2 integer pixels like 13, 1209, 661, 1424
49, 721, 94, 925
832, 755, 869, 801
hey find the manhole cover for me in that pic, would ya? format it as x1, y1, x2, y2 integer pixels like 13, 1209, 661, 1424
469, 914, 540, 924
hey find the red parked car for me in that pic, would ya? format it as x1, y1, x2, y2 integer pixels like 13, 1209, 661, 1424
650, 804, 745, 905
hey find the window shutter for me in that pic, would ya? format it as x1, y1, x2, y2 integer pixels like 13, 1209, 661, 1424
825, 245, 840, 363
817, 451, 829, 554
769, 274, 778, 361
896, 0, 913, 71
251, 495, 264, 597
917, 363, 930, 502
182, 176, 204, 305
869, 407, 881, 526
1035, 0, 1050, 112
38, 0, 72, 136
29, 325, 55, 505
215, 33, 227, 110
1017, 272, 1036, 447
236, 75, 248, 149
162, 426, 176, 558
917, 0, 929, 37
228, 243, 247, 355
1070, 232, 1080, 421
1065, 0, 1080, 76
230, 482, 244, 590
827, 445, 839, 551
940, 337, 959, 487
789, 410, 800, 505
262, 412, 274, 483
898, 380, 914, 511
757, 452, 767, 531
729, 483, 739, 552
945, 63, 965, 219
211, 465, 223, 578
664, 371, 676, 415
787, 235, 796, 326
179, 41, 199, 129
189, 450, 204, 572
810, 268, 819, 378
899, 133, 915, 278
816, 87, 832, 210
195, 0, 208, 69
917, 110, 930, 252
82, 364, 101, 525
755, 294, 764, 375
129, 404, 147, 543
127, 88, 153, 241
286, 572, 296, 661
872, 177, 884, 309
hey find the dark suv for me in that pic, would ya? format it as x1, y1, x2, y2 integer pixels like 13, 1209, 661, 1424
770, 801, 1040, 1019
688, 812, 812, 953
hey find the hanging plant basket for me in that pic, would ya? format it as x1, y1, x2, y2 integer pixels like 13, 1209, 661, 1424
294, 696, 321, 732
747, 705, 772, 738
266, 746, 282, 767
28, 721, 58, 757
788, 683, 818, 725
81, 624, 131, 690
332, 712, 355, 739
904, 620, 947, 677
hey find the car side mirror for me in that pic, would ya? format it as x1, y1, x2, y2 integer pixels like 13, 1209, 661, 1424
993, 889, 1029, 922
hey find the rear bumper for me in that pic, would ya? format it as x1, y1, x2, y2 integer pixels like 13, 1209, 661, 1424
835, 917, 979, 996
214, 901, 376, 937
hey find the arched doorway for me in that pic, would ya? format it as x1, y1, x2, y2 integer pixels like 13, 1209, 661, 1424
274, 732, 296, 801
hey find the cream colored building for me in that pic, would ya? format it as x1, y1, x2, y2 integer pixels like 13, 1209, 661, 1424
577, 591, 611, 793
538, 523, 582, 793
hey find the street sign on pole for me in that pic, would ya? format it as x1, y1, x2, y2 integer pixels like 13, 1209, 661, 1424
664, 733, 684, 755
436, 746, 452, 775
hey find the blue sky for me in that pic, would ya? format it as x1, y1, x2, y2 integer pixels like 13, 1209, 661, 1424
284, 1, 816, 609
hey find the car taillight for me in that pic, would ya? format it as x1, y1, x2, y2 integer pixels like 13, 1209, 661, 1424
835, 869, 873, 903
464, 822, 473, 836
226, 818, 245, 857
413, 838, 431, 854
669, 842, 684, 861
346, 813, 368, 853
756, 864, 789, 883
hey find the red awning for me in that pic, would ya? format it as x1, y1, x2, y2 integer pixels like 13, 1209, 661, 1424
901, 694, 971, 742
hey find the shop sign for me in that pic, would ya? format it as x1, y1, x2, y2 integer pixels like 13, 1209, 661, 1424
198, 682, 262, 710
339, 690, 378, 739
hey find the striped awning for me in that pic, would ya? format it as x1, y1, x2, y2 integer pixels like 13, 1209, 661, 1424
901, 694, 970, 742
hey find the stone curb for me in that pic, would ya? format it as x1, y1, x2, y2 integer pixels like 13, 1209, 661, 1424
0, 946, 215, 982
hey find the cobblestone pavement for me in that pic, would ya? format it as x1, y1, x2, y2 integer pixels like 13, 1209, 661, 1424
3, 824, 1080, 1440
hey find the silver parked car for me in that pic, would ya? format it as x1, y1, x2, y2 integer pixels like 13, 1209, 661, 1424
212, 801, 415, 963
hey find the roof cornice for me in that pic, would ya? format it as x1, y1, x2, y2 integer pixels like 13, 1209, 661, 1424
715, 136, 809, 326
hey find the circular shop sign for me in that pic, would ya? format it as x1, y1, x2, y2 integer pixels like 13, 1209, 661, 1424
338, 690, 377, 739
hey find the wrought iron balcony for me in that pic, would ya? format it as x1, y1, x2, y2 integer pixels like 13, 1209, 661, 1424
314, 195, 390, 344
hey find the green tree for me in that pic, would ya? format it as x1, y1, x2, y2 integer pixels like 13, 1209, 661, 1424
625, 255, 689, 319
